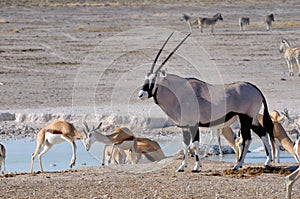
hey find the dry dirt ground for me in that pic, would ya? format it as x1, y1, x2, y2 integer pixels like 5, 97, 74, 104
0, 0, 300, 198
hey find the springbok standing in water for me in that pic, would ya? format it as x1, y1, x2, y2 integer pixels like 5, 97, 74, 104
138, 33, 274, 172
82, 122, 138, 164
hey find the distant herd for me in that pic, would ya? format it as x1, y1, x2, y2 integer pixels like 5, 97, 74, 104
0, 9, 300, 199
182, 13, 275, 33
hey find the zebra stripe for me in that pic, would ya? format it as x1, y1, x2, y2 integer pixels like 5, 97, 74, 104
279, 39, 300, 76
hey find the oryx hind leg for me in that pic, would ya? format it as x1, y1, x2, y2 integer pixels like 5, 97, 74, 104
177, 128, 191, 172
251, 125, 273, 168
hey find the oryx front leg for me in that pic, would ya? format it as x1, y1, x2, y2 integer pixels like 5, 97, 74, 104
177, 129, 190, 172
191, 126, 201, 172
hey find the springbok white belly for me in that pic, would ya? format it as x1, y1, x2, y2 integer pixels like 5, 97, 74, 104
118, 140, 134, 150
45, 132, 65, 145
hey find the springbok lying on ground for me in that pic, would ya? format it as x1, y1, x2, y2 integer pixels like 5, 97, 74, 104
264, 13, 274, 31
279, 39, 300, 76
138, 32, 274, 172
197, 13, 223, 33
238, 17, 250, 31
0, 143, 6, 173
30, 121, 84, 173
82, 122, 138, 164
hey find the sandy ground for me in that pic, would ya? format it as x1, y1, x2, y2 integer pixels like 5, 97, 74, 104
0, 0, 300, 198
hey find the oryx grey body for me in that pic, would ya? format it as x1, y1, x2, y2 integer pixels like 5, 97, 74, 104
279, 39, 300, 76
239, 17, 250, 31
138, 33, 274, 172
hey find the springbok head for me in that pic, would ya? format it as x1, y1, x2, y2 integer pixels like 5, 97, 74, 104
138, 32, 191, 100
82, 121, 102, 151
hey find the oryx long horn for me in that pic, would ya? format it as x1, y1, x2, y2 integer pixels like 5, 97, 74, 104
150, 32, 174, 74
155, 33, 191, 74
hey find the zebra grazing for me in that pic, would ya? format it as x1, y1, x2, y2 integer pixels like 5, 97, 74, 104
182, 13, 198, 32
264, 14, 275, 31
239, 17, 250, 31
279, 39, 300, 76
197, 13, 223, 33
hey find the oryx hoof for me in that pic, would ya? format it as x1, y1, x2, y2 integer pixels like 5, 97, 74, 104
265, 165, 271, 169
192, 170, 200, 173
176, 169, 185, 172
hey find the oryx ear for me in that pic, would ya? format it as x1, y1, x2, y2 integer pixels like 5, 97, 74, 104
160, 69, 168, 77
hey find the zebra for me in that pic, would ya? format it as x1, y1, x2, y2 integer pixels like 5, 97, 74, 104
264, 14, 275, 31
181, 13, 198, 32
279, 39, 300, 76
239, 17, 250, 31
197, 13, 223, 33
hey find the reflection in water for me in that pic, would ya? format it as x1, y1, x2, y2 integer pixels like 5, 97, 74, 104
1, 136, 296, 173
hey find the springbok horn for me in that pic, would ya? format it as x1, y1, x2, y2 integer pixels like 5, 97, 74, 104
95, 122, 102, 130
150, 32, 174, 74
83, 121, 90, 132
155, 33, 191, 74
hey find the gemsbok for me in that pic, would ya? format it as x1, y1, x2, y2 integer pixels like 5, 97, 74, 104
264, 13, 275, 31
138, 32, 274, 172
238, 17, 250, 31
279, 39, 300, 76
30, 120, 84, 173
0, 143, 6, 173
197, 13, 223, 33
82, 122, 138, 164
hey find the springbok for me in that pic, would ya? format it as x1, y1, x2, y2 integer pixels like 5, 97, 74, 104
30, 121, 84, 173
279, 39, 300, 76
103, 137, 165, 165
0, 143, 6, 173
82, 122, 138, 164
264, 13, 275, 31
102, 145, 127, 165
138, 33, 274, 172
197, 13, 223, 33
238, 17, 250, 31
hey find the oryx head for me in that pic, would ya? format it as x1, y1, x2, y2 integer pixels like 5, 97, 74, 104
138, 32, 191, 100
82, 121, 102, 151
